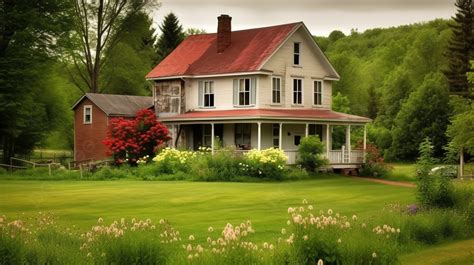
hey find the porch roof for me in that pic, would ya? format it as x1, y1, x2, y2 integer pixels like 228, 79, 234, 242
159, 108, 371, 124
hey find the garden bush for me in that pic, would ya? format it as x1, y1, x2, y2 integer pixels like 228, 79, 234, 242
152, 148, 197, 174
357, 141, 392, 178
91, 166, 130, 180
416, 138, 456, 208
242, 148, 287, 180
297, 136, 327, 172
193, 149, 243, 181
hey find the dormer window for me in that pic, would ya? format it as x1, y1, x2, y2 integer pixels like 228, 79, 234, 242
293, 42, 301, 65
83, 105, 92, 124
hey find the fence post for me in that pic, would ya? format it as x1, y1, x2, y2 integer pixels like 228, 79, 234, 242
48, 164, 51, 176
80, 164, 83, 179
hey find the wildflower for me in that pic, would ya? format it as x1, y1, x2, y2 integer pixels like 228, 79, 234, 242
287, 220, 291, 225
101, 253, 106, 257
288, 207, 295, 214
98, 217, 103, 223
302, 199, 308, 204
159, 219, 165, 224
208, 226, 213, 232
269, 244, 274, 250
263, 242, 269, 248
303, 235, 309, 241
186, 244, 192, 252
328, 209, 333, 215
281, 228, 286, 235
318, 259, 324, 265
372, 252, 377, 258
308, 205, 314, 210
397, 228, 400, 233
337, 238, 341, 243
87, 252, 92, 258
189, 235, 195, 241
352, 215, 357, 221
187, 254, 193, 260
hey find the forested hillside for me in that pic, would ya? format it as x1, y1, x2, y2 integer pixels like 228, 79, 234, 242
316, 19, 453, 161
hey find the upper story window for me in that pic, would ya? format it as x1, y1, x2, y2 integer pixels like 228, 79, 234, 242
233, 78, 256, 107
239, 79, 251, 105
198, 81, 214, 108
313, 80, 322, 105
83, 105, 92, 124
272, 77, 281, 104
292, 78, 303, 105
293, 42, 301, 65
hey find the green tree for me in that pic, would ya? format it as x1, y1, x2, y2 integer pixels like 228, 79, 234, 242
0, 0, 73, 162
389, 73, 450, 160
328, 30, 346, 42
155, 12, 185, 63
444, 0, 474, 98
102, 11, 157, 95
66, 0, 158, 93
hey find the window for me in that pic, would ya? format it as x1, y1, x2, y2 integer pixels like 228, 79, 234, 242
199, 81, 214, 108
272, 124, 280, 148
204, 81, 214, 107
293, 79, 302, 105
294, 135, 301, 146
170, 97, 180, 113
313, 80, 322, 105
235, 124, 251, 149
293, 42, 300, 65
272, 77, 281, 104
239, 78, 251, 106
83, 105, 92, 124
309, 124, 323, 141
202, 125, 212, 147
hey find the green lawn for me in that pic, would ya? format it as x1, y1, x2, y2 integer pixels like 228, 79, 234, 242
400, 239, 474, 265
0, 175, 416, 242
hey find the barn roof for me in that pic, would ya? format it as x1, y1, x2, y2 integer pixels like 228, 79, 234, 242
146, 22, 338, 79
72, 93, 153, 117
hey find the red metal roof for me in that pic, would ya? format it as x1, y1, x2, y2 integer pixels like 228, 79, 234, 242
159, 109, 371, 123
146, 23, 301, 79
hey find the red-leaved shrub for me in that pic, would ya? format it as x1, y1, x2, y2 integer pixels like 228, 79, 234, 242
102, 109, 171, 165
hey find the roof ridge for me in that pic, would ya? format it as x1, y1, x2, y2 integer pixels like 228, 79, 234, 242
189, 22, 302, 37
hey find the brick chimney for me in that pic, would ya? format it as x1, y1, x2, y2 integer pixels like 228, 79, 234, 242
217, 14, 232, 53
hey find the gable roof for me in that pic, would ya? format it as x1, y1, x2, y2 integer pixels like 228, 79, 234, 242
146, 22, 339, 80
72, 93, 153, 117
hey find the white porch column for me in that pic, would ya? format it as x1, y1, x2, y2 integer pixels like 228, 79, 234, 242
326, 124, 330, 158
363, 125, 367, 163
278, 123, 283, 149
211, 123, 215, 155
305, 123, 309, 137
257, 122, 262, 150
346, 125, 351, 163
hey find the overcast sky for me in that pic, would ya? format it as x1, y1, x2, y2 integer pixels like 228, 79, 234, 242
151, 0, 455, 36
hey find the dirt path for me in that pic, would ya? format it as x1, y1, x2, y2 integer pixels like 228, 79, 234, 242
351, 176, 416, 188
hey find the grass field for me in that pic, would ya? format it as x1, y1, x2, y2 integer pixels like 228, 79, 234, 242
400, 239, 474, 265
0, 175, 416, 243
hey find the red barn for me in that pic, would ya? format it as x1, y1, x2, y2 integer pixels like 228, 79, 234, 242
72, 93, 153, 162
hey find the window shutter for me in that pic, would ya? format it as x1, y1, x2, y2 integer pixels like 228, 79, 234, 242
198, 81, 203, 107
250, 77, 256, 105
233, 79, 238, 106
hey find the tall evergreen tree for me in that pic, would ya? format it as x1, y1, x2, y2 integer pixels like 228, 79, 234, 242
444, 0, 474, 98
155, 12, 185, 63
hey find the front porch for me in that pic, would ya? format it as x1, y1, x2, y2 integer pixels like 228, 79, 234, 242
167, 121, 367, 167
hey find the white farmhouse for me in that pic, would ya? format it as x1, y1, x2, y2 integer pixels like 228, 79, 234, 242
146, 15, 371, 167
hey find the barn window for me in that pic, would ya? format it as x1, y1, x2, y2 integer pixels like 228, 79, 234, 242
83, 105, 92, 124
